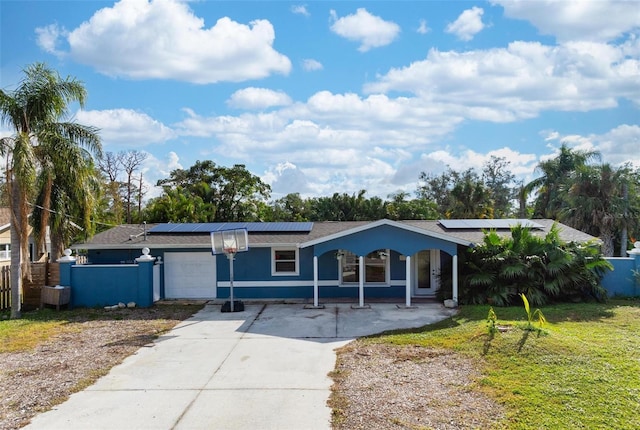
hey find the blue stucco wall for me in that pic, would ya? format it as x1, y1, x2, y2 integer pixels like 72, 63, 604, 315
602, 257, 640, 297
61, 260, 155, 308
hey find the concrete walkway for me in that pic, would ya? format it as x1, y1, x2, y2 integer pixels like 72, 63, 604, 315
24, 302, 455, 430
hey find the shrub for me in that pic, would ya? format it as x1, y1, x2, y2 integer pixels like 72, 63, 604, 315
459, 223, 611, 306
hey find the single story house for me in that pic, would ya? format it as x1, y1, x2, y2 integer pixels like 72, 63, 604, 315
0, 207, 51, 264
71, 219, 596, 307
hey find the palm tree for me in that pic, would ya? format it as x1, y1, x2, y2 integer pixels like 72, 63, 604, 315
0, 63, 101, 318
561, 163, 638, 257
448, 175, 494, 219
524, 144, 600, 219
32, 138, 101, 259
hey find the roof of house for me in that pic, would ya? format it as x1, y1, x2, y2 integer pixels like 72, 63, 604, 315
0, 208, 11, 231
71, 219, 598, 251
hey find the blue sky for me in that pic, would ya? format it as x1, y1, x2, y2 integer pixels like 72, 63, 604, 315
1, 0, 639, 201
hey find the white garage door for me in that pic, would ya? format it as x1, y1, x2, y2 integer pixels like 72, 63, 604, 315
164, 252, 217, 299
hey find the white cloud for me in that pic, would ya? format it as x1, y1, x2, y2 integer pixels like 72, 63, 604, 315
302, 59, 323, 71
329, 8, 400, 52
35, 23, 66, 55
445, 7, 485, 41
227, 88, 293, 110
36, 0, 291, 83
417, 19, 430, 35
291, 5, 310, 17
365, 40, 640, 120
420, 147, 538, 181
263, 161, 313, 197
172, 88, 468, 198
493, 0, 640, 43
544, 124, 640, 167
76, 109, 176, 146
142, 151, 183, 199
162, 151, 182, 172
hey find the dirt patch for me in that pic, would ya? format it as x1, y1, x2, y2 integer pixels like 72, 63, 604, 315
330, 342, 505, 430
0, 305, 200, 430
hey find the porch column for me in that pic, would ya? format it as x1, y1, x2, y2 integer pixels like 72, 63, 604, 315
405, 255, 411, 307
313, 255, 319, 307
452, 254, 459, 304
358, 255, 365, 307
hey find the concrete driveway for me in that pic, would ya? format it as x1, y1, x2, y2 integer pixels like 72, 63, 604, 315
24, 302, 455, 430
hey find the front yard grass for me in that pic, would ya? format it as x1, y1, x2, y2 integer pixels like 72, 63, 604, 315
366, 299, 640, 429
0, 304, 202, 353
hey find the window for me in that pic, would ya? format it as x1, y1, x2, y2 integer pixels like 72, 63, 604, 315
0, 244, 9, 261
272, 248, 299, 275
340, 249, 388, 284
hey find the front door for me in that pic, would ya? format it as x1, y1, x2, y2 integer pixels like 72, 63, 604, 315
413, 250, 440, 297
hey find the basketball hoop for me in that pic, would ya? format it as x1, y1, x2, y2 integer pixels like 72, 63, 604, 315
211, 228, 249, 312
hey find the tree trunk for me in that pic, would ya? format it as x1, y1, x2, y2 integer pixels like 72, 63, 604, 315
620, 182, 629, 257
10, 180, 22, 319
601, 228, 615, 257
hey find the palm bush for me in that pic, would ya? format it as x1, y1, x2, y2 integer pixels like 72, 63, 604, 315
460, 223, 611, 306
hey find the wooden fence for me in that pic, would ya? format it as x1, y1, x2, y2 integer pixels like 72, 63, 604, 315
0, 266, 9, 312
0, 263, 60, 312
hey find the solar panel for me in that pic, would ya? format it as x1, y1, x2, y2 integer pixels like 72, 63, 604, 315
439, 219, 543, 229
149, 222, 314, 234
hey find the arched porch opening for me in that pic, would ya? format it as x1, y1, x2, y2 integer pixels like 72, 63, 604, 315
301, 220, 467, 308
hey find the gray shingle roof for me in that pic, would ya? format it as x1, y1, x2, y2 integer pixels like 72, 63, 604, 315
72, 219, 598, 251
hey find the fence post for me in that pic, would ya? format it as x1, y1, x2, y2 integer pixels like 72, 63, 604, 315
57, 249, 76, 304
135, 248, 155, 307
627, 241, 640, 296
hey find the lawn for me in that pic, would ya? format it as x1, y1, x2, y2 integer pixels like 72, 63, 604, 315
0, 304, 201, 353
365, 299, 640, 429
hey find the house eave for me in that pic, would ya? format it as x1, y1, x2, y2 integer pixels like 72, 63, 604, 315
299, 219, 472, 248
71, 241, 297, 250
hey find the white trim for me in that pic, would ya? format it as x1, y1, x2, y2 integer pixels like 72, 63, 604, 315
216, 280, 404, 288
412, 249, 440, 297
313, 256, 319, 307
452, 254, 459, 303
271, 246, 300, 276
358, 255, 365, 307
74, 264, 138, 268
299, 218, 472, 248
405, 255, 411, 307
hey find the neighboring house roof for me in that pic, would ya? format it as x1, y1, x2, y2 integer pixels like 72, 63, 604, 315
0, 207, 12, 232
71, 219, 598, 250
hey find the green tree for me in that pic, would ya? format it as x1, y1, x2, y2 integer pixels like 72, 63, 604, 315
32, 139, 101, 259
148, 160, 270, 222
385, 192, 438, 220
418, 164, 503, 219
307, 190, 385, 221
144, 187, 213, 223
269, 193, 311, 221
482, 156, 516, 217
561, 163, 639, 257
524, 144, 600, 219
0, 63, 101, 318
449, 172, 494, 218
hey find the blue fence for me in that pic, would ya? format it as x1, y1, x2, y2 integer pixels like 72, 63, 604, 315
59, 251, 158, 308
602, 255, 640, 297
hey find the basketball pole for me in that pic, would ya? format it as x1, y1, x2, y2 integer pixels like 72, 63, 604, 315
228, 251, 235, 312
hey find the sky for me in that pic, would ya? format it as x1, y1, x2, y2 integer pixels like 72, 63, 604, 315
1, 0, 639, 202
